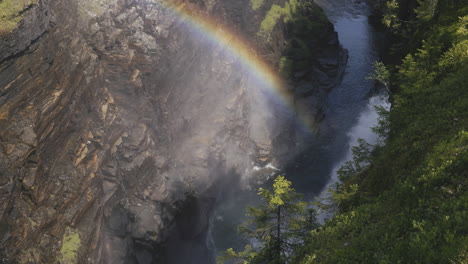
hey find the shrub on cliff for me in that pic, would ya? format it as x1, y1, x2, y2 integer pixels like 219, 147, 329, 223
257, 0, 332, 77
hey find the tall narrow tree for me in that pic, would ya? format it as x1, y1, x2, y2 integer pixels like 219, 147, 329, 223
218, 176, 318, 264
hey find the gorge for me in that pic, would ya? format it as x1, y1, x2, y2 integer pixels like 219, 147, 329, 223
1, 0, 467, 263
0, 0, 348, 262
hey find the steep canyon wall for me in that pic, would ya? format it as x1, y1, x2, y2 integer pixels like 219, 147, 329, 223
0, 0, 345, 263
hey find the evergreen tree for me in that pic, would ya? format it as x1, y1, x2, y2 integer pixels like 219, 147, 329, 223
415, 0, 439, 21
218, 176, 317, 264
382, 0, 400, 30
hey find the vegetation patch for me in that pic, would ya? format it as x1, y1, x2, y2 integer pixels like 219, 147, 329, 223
279, 56, 293, 77
258, 4, 285, 41
250, 0, 265, 11
218, 176, 317, 263
258, 0, 331, 76
222, 1, 468, 263
293, 1, 468, 263
0, 0, 35, 34
59, 227, 81, 264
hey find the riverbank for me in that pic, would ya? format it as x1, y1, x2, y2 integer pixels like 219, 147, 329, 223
212, 0, 388, 256
292, 1, 468, 263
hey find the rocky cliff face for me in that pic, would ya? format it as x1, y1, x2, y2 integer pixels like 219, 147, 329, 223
0, 0, 345, 263
0, 0, 50, 62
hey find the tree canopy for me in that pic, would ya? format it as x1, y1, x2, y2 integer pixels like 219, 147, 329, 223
218, 176, 317, 264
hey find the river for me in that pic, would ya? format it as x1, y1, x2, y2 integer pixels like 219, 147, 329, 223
211, 0, 390, 259
287, 0, 389, 196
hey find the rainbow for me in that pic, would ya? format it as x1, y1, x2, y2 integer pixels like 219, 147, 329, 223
154, 0, 318, 131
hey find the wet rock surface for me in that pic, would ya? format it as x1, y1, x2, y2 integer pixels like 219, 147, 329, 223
0, 0, 346, 263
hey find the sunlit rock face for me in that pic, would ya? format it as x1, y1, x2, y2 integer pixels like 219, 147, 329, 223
0, 0, 344, 263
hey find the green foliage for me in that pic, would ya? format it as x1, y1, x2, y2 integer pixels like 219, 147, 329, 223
455, 15, 468, 38
439, 39, 468, 68
259, 5, 285, 41
217, 245, 258, 264
295, 129, 468, 262
368, 61, 391, 90
315, 138, 376, 213
279, 56, 294, 77
415, 0, 439, 22
336, 139, 374, 183
257, 0, 331, 76
218, 176, 318, 264
372, 105, 391, 142
438, 16, 468, 70
293, 2, 468, 262
258, 0, 328, 42
224, 2, 468, 263
382, 0, 400, 29
381, 0, 468, 58
250, 0, 265, 11
0, 0, 35, 34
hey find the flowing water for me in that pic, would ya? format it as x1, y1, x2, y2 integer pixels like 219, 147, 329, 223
287, 0, 389, 196
211, 0, 390, 258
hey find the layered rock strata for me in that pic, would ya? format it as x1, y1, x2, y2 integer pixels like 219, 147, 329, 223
0, 0, 346, 263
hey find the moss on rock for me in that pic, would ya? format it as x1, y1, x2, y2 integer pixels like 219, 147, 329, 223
0, 0, 36, 34
59, 227, 81, 264
258, 4, 285, 40
250, 0, 265, 10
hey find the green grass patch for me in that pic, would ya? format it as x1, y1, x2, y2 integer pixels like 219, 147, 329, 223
0, 0, 35, 34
